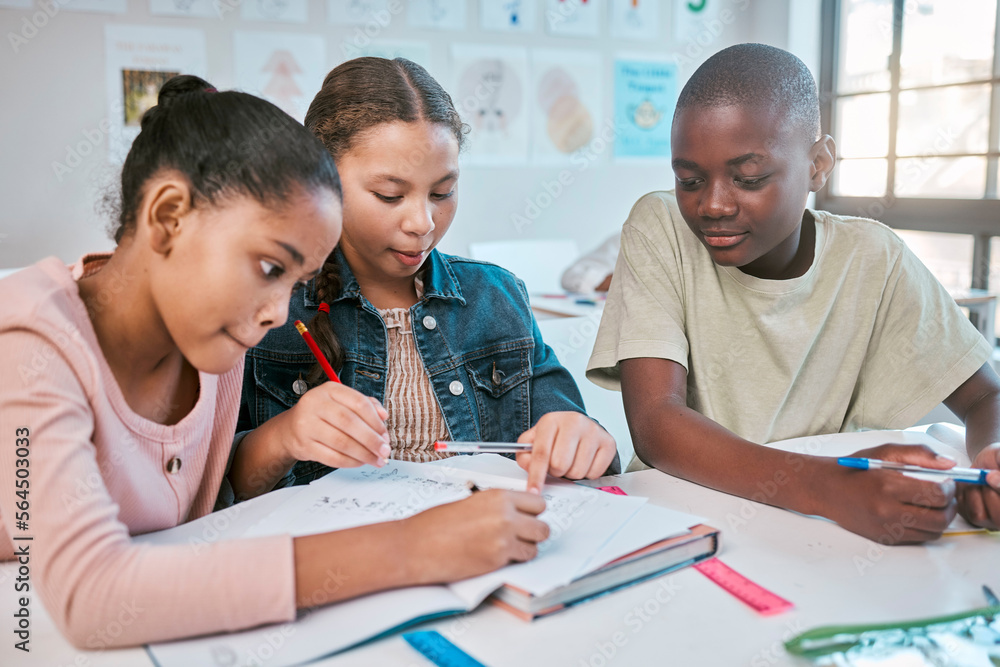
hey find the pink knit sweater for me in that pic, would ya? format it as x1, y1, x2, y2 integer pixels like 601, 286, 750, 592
0, 255, 296, 648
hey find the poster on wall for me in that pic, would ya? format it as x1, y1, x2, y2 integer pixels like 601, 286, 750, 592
242, 0, 309, 23
0, 0, 126, 8
233, 31, 326, 123
337, 40, 433, 73
480, 0, 537, 33
673, 0, 722, 43
327, 0, 396, 26
613, 56, 677, 161
543, 0, 602, 38
105, 25, 207, 162
149, 0, 218, 18
408, 0, 466, 31
451, 44, 529, 165
530, 48, 602, 165
610, 0, 659, 41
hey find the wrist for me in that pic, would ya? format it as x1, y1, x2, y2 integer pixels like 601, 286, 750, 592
253, 410, 300, 471
392, 517, 437, 587
783, 454, 839, 520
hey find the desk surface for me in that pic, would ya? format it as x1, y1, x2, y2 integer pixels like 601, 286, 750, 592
2, 438, 996, 667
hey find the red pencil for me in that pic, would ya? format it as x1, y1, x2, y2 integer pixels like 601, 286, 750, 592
294, 320, 342, 384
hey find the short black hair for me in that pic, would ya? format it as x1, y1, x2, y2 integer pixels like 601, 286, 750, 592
113, 74, 341, 243
675, 43, 821, 145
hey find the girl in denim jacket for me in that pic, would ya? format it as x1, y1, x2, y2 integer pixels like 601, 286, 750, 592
236, 58, 619, 496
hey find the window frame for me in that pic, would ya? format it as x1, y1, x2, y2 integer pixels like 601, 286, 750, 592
816, 0, 1000, 261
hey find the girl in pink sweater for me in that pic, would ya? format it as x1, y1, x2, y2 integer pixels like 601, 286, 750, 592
0, 76, 548, 649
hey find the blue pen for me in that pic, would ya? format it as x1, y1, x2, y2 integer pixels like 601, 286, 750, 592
837, 457, 990, 485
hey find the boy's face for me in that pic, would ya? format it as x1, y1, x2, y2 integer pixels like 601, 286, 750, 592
671, 103, 832, 280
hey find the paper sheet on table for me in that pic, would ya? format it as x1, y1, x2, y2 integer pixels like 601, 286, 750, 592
766, 425, 989, 535
581, 503, 705, 574
244, 456, 648, 599
150, 584, 472, 667
133, 486, 302, 547
144, 457, 694, 667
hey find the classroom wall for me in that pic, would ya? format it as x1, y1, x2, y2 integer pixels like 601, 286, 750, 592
0, 0, 818, 270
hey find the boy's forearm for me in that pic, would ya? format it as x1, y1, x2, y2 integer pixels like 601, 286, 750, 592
962, 389, 1000, 460
633, 403, 830, 518
228, 415, 298, 501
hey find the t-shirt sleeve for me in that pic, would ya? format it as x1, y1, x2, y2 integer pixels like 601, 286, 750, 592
587, 195, 690, 390
0, 329, 296, 649
849, 242, 993, 430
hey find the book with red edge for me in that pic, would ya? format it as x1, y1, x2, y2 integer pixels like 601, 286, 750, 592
490, 523, 720, 621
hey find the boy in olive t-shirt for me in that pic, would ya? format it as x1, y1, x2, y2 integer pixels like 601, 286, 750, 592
587, 43, 1000, 543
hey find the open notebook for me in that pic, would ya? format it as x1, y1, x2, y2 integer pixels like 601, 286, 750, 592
138, 455, 710, 667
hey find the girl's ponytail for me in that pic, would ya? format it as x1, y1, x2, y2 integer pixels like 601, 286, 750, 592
305, 254, 344, 386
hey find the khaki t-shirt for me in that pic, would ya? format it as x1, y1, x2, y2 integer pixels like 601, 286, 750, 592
587, 191, 991, 453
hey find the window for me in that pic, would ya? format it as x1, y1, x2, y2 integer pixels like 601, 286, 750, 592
818, 0, 1000, 282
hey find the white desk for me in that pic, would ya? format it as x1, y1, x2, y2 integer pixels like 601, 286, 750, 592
2, 428, 996, 667
951, 288, 998, 343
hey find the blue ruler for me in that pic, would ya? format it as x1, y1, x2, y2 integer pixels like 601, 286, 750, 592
402, 631, 487, 667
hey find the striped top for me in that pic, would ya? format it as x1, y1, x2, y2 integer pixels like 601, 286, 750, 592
377, 277, 452, 462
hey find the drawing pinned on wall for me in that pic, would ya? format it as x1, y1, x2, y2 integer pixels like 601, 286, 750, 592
408, 0, 466, 31
123, 69, 179, 126
327, 0, 395, 26
610, 0, 659, 41
149, 0, 218, 18
105, 25, 206, 163
613, 57, 678, 160
338, 40, 433, 73
452, 44, 529, 165
531, 49, 602, 164
480, 0, 537, 33
242, 0, 309, 23
234, 31, 326, 123
673, 0, 722, 42
544, 0, 602, 38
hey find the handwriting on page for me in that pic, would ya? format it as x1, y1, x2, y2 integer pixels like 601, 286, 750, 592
246, 462, 476, 537
300, 466, 471, 523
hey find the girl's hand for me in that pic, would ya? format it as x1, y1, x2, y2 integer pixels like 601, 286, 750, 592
400, 490, 549, 583
514, 411, 618, 494
957, 442, 1000, 530
279, 382, 390, 468
823, 444, 958, 544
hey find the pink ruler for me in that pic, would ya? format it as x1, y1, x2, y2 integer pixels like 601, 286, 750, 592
694, 558, 794, 616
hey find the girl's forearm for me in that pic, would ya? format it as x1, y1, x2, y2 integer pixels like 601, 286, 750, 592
292, 522, 418, 608
228, 414, 299, 501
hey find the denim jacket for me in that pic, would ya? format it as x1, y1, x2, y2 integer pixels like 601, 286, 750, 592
238, 248, 619, 486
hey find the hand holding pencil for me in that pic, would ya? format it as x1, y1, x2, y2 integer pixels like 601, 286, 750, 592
957, 442, 1000, 531
276, 319, 390, 469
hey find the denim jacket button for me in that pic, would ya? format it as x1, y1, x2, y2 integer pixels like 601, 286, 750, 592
422, 315, 437, 330
449, 380, 464, 396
